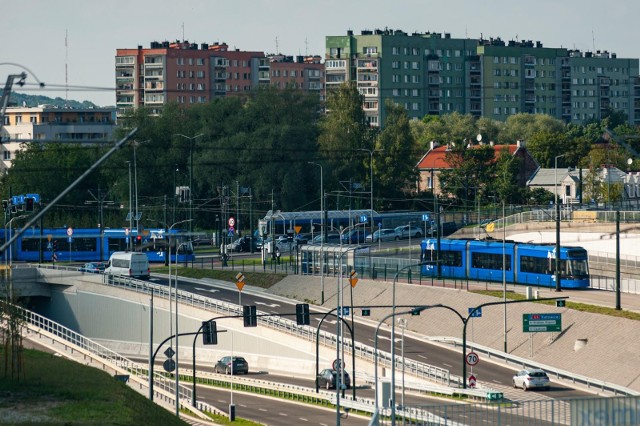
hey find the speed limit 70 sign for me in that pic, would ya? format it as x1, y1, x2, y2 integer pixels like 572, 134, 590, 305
466, 351, 479, 366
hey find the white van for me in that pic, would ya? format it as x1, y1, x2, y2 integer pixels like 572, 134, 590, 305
105, 252, 150, 279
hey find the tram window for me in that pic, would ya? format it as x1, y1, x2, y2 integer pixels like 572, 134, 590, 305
471, 252, 511, 271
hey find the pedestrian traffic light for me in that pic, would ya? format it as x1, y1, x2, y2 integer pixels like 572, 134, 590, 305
52, 240, 58, 251
2, 200, 8, 212
243, 305, 257, 327
202, 320, 218, 345
295, 303, 310, 325
361, 308, 371, 317
410, 308, 421, 316
556, 299, 566, 308
25, 197, 34, 212
136, 235, 142, 246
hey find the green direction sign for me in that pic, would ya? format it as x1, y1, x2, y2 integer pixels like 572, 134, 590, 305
523, 313, 562, 333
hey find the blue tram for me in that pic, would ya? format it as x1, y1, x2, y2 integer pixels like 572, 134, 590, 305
420, 238, 590, 289
3, 227, 195, 263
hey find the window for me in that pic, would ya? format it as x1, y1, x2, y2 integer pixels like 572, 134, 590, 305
197, 58, 204, 65
392, 47, 399, 55
364, 46, 378, 54
471, 252, 512, 270
3, 150, 10, 160
392, 61, 400, 69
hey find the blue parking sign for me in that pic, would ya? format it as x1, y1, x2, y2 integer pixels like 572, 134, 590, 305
422, 214, 430, 221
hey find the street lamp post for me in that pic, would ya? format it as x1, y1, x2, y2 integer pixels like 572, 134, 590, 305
555, 154, 567, 292
397, 318, 407, 426
174, 240, 190, 417
167, 219, 192, 371
308, 162, 325, 304
335, 223, 365, 425
356, 148, 383, 237
390, 262, 431, 425
175, 134, 204, 238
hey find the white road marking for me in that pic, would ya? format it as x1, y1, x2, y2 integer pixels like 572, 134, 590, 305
443, 363, 452, 367
317, 318, 337, 324
255, 301, 280, 308
417, 354, 428, 359
259, 408, 268, 412
194, 287, 218, 293
279, 413, 288, 416
299, 418, 309, 422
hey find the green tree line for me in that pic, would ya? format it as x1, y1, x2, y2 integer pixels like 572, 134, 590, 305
2, 84, 639, 233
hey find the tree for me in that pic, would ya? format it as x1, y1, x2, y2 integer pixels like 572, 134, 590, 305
498, 114, 565, 144
493, 147, 525, 204
438, 143, 495, 208
317, 83, 368, 206
374, 101, 419, 209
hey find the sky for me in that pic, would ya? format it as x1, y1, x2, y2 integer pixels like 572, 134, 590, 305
3, 0, 639, 107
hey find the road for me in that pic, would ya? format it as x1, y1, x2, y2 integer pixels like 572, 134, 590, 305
149, 274, 594, 404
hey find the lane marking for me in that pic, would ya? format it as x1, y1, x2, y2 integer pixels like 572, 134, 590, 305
255, 301, 280, 308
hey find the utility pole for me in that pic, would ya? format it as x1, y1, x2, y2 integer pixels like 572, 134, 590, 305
85, 187, 113, 262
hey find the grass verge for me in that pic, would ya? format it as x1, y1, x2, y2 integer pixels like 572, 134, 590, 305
471, 290, 640, 321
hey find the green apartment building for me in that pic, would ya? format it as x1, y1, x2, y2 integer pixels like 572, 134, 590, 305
325, 29, 640, 127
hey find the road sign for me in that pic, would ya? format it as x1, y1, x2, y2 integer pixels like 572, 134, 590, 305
228, 217, 235, 227
66, 227, 73, 236
125, 228, 130, 236
468, 307, 482, 318
486, 222, 495, 232
466, 351, 479, 366
341, 307, 350, 316
164, 347, 175, 358
422, 213, 430, 221
294, 225, 302, 234
349, 270, 358, 288
236, 272, 245, 291
332, 358, 345, 371
360, 215, 368, 223
468, 374, 477, 388
163, 358, 176, 373
523, 313, 562, 333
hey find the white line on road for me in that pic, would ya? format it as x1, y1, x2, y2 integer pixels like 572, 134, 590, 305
279, 413, 288, 416
255, 301, 280, 308
299, 418, 309, 422
258, 408, 268, 412
194, 287, 218, 293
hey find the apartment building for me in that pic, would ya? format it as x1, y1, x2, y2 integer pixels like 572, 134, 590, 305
115, 40, 324, 118
268, 55, 325, 100
325, 29, 640, 127
0, 105, 116, 171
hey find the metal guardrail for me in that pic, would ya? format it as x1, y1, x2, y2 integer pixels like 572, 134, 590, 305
10, 302, 227, 417
428, 336, 640, 397
102, 274, 454, 388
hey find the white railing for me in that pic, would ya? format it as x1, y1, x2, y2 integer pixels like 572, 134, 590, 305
8, 302, 228, 417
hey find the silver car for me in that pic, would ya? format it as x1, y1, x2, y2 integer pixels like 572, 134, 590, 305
394, 225, 423, 239
365, 228, 397, 242
512, 368, 550, 391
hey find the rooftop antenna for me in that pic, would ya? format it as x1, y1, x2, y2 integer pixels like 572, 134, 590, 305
65, 29, 68, 101
592, 28, 596, 52
305, 37, 308, 56
275, 36, 279, 54
182, 22, 185, 41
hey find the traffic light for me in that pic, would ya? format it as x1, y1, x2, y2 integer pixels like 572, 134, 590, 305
410, 308, 421, 316
2, 200, 8, 212
295, 303, 310, 325
361, 308, 371, 317
136, 235, 142, 246
25, 197, 34, 211
202, 320, 218, 345
556, 299, 566, 308
52, 240, 58, 252
243, 305, 257, 327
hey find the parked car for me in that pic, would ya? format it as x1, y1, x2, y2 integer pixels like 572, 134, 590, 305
310, 233, 341, 244
78, 262, 106, 273
341, 229, 370, 244
214, 356, 249, 375
365, 228, 397, 243
512, 368, 550, 391
295, 233, 312, 244
225, 236, 252, 252
394, 225, 423, 240
317, 369, 351, 390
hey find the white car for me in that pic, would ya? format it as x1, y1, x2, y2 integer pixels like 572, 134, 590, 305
512, 368, 550, 391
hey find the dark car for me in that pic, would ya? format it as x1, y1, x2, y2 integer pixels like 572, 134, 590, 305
310, 233, 341, 244
225, 236, 251, 252
214, 356, 249, 375
317, 368, 351, 390
341, 229, 370, 244
295, 233, 312, 244
78, 262, 106, 273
